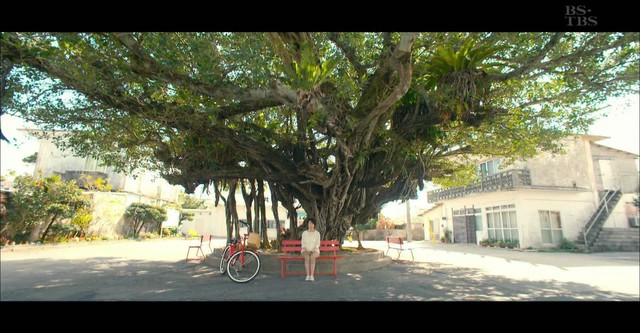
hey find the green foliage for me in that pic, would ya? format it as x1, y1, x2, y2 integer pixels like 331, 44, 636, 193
178, 193, 206, 209
179, 210, 195, 225
162, 227, 179, 237
560, 238, 577, 250
432, 162, 479, 188
1, 32, 638, 239
22, 152, 37, 164
78, 173, 112, 192
356, 218, 378, 231
4, 172, 91, 243
70, 207, 92, 236
124, 203, 167, 238
47, 223, 82, 242
505, 239, 519, 248
282, 41, 339, 91
441, 229, 452, 243
138, 231, 160, 239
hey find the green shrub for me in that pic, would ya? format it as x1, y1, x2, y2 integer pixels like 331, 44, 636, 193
560, 238, 577, 250
125, 203, 167, 238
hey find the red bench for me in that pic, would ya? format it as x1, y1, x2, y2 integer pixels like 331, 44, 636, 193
386, 236, 414, 261
276, 240, 343, 279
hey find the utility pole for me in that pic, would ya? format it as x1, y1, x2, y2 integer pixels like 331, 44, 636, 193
406, 200, 412, 242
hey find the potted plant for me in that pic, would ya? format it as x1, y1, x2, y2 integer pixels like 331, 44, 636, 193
441, 229, 452, 243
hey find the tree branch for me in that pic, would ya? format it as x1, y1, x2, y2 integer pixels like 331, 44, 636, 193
355, 33, 418, 142
488, 32, 565, 81
112, 33, 294, 107
328, 33, 367, 79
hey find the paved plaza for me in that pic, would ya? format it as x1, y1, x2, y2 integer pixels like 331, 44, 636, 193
1, 238, 638, 301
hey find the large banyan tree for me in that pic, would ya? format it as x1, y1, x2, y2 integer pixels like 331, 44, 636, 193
1, 32, 638, 240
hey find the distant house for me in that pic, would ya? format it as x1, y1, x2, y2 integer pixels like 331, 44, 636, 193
27, 130, 184, 206
424, 135, 639, 251
24, 130, 291, 239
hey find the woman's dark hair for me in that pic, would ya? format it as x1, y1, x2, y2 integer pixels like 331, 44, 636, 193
307, 217, 316, 226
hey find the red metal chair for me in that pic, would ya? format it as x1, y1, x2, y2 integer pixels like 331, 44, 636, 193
186, 234, 213, 262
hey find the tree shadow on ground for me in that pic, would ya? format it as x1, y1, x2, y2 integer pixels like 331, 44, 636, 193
2, 256, 638, 301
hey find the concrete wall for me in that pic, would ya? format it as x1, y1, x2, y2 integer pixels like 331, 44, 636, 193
604, 193, 640, 228
516, 190, 595, 248
590, 143, 639, 193
422, 207, 444, 241
120, 171, 183, 204
511, 137, 593, 189
86, 192, 128, 239
359, 224, 425, 241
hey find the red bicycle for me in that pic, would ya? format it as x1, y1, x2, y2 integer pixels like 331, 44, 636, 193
219, 223, 261, 283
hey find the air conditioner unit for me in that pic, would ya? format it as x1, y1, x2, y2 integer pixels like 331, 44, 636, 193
629, 217, 639, 227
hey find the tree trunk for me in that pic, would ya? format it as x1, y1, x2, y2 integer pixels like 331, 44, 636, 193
240, 179, 254, 232
269, 182, 283, 250
252, 181, 260, 234
28, 222, 43, 243
226, 180, 239, 239
135, 220, 146, 238
257, 181, 270, 248
354, 228, 364, 250
39, 213, 59, 243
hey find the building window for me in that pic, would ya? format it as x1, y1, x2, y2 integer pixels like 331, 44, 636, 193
486, 204, 517, 241
84, 157, 108, 173
453, 208, 483, 230
473, 208, 482, 231
478, 158, 501, 178
539, 210, 563, 245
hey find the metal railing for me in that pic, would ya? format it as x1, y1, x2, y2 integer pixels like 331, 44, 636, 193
582, 189, 619, 249
427, 169, 531, 203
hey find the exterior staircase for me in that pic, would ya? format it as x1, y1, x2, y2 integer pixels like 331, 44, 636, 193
575, 189, 623, 251
588, 228, 640, 252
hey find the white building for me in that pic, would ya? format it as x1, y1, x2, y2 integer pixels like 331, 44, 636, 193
28, 130, 184, 206
180, 201, 290, 240
24, 130, 295, 240
424, 135, 639, 250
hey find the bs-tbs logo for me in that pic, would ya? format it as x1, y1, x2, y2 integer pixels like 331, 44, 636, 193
565, 5, 597, 26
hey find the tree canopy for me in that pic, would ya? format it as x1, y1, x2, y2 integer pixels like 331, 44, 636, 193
1, 32, 638, 240
124, 203, 167, 238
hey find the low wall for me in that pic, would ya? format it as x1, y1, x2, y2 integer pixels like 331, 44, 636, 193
86, 192, 128, 238
359, 228, 424, 241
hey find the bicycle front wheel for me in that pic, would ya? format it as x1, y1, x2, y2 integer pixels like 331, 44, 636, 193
219, 245, 231, 274
226, 250, 261, 283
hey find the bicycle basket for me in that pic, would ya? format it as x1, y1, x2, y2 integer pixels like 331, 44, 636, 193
246, 232, 260, 250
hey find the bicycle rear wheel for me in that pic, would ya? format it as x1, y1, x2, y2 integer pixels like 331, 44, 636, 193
226, 250, 261, 283
219, 245, 231, 274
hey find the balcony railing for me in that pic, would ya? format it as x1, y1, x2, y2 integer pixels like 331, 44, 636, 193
427, 169, 531, 203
